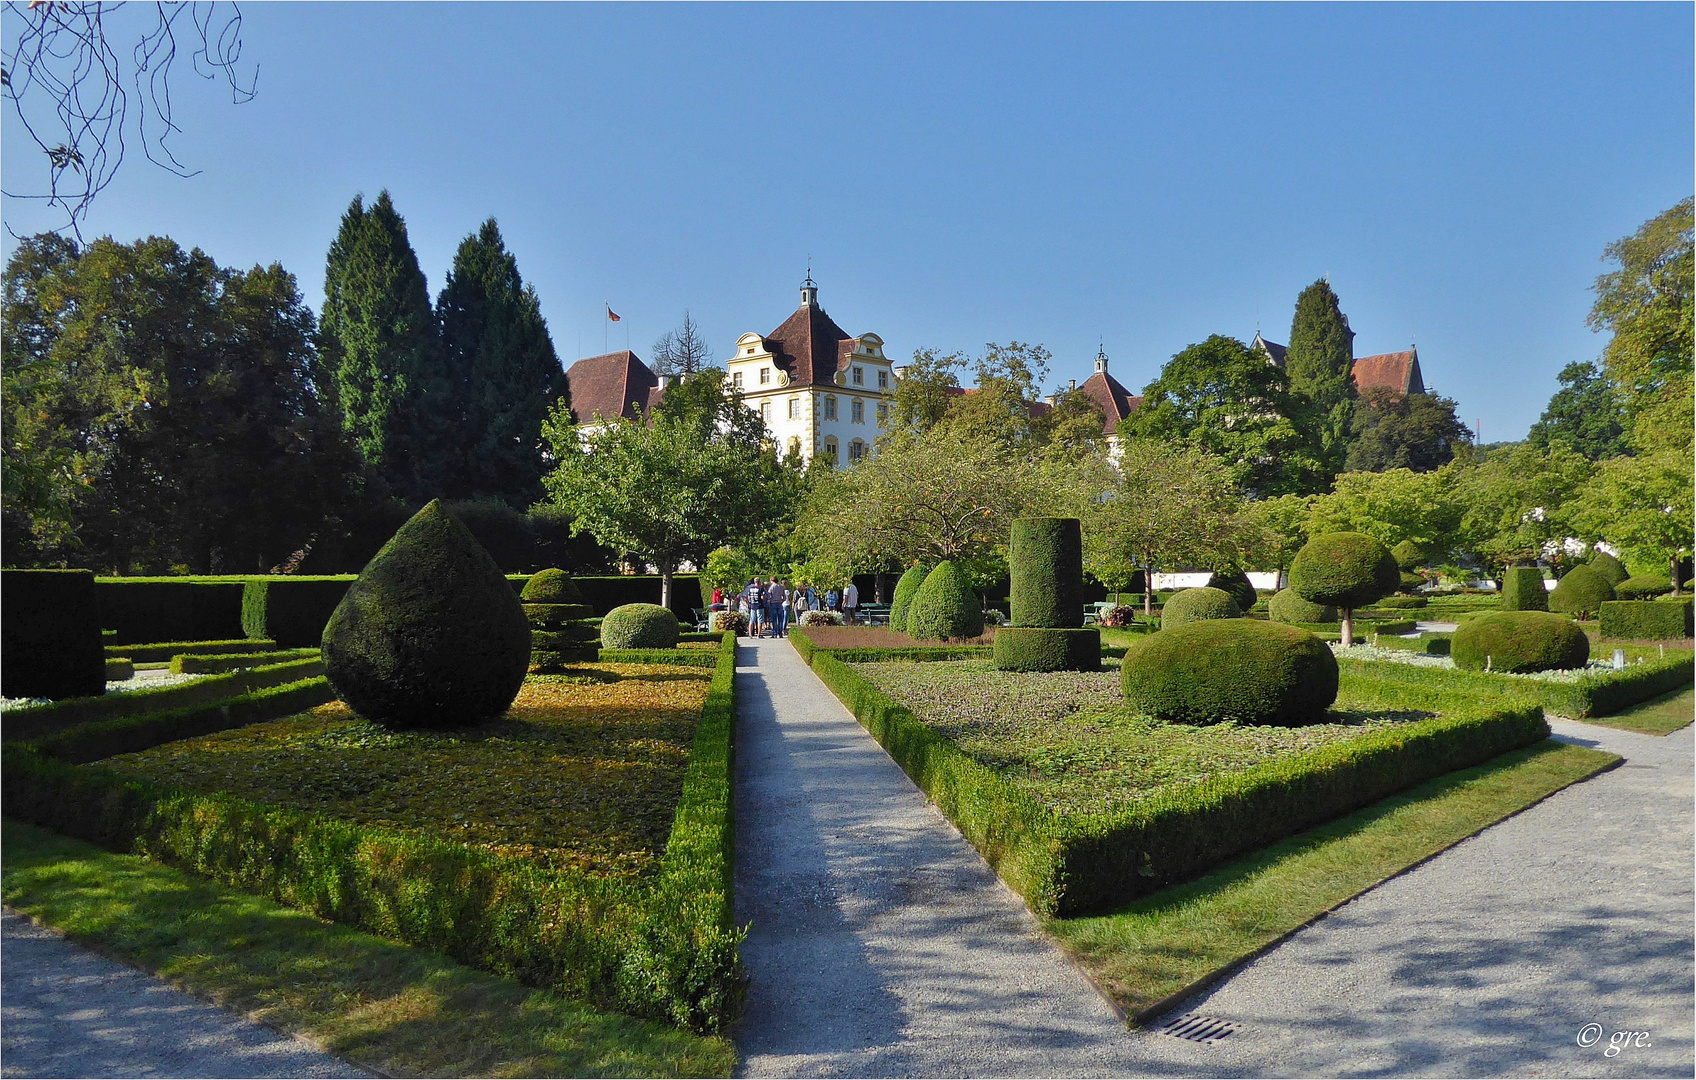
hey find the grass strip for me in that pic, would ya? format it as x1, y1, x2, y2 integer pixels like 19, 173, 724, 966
1572, 686, 1693, 736
1, 820, 734, 1079
1046, 739, 1618, 1021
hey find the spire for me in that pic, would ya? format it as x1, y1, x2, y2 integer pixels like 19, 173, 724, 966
1094, 343, 1109, 375
799, 264, 818, 308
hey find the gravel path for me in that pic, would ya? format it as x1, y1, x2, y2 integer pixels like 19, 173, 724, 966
1, 910, 364, 1079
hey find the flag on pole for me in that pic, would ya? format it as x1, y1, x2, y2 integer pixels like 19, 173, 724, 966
606, 305, 621, 322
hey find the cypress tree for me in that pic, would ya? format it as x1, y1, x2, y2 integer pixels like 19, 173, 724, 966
436, 219, 568, 505
320, 191, 450, 499
1285, 278, 1356, 475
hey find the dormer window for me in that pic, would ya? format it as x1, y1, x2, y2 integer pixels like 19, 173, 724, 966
852, 366, 864, 385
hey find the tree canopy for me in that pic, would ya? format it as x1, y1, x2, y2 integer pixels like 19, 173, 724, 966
1344, 388, 1471, 473
1526, 361, 1628, 461
1284, 278, 1356, 476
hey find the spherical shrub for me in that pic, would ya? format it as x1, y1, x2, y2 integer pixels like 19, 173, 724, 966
1207, 568, 1257, 612
521, 568, 585, 604
323, 500, 531, 729
1008, 517, 1083, 628
1391, 540, 1426, 571
1587, 550, 1629, 588
889, 563, 931, 633
1289, 533, 1401, 610
1451, 610, 1589, 673
1615, 573, 1673, 601
993, 627, 1100, 672
1121, 620, 1338, 726
906, 561, 984, 641
1548, 564, 1614, 618
1267, 588, 1336, 624
1499, 566, 1549, 612
1159, 586, 1242, 630
601, 603, 680, 648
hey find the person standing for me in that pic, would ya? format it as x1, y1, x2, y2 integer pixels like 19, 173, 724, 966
768, 578, 790, 638
843, 579, 860, 625
825, 586, 840, 614
746, 577, 766, 638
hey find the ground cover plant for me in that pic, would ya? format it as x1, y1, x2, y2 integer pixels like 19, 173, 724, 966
1334, 649, 1693, 720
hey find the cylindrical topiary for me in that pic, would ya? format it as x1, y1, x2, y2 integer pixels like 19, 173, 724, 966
1499, 566, 1549, 612
1289, 532, 1400, 647
600, 603, 680, 648
1122, 620, 1339, 726
1159, 586, 1242, 630
906, 561, 984, 641
1207, 568, 1257, 612
1267, 588, 1337, 625
521, 568, 585, 605
322, 500, 531, 729
1008, 518, 1083, 628
889, 563, 931, 634
1391, 540, 1426, 571
1451, 610, 1589, 673
992, 627, 1101, 672
1587, 550, 1629, 588
1548, 564, 1614, 618
1615, 573, 1673, 601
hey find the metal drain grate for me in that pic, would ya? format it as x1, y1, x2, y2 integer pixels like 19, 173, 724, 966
1159, 1013, 1240, 1044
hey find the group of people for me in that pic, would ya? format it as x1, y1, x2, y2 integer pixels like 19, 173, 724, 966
710, 578, 859, 638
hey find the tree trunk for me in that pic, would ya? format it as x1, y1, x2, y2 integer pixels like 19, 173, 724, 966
1143, 555, 1155, 618
875, 571, 887, 604
1341, 607, 1355, 648
1672, 554, 1682, 597
660, 560, 674, 610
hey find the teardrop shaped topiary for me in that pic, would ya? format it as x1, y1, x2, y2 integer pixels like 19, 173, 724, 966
1499, 566, 1548, 611
1206, 568, 1257, 612
1587, 550, 1629, 588
1548, 564, 1614, 618
1451, 610, 1589, 673
600, 603, 680, 648
1391, 539, 1426, 571
322, 500, 531, 729
889, 563, 931, 634
1122, 620, 1338, 726
1160, 586, 1242, 630
1267, 588, 1336, 625
906, 561, 984, 641
521, 567, 584, 604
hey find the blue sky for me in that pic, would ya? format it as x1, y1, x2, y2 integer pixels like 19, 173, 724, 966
3, 3, 1690, 441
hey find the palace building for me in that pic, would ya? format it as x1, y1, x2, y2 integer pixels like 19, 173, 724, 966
1250, 329, 1426, 397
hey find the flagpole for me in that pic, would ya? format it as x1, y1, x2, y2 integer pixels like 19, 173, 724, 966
604, 302, 609, 354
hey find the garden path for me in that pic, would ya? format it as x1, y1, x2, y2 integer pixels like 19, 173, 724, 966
1, 909, 365, 1078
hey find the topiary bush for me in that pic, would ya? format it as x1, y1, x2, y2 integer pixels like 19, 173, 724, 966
1548, 564, 1614, 619
1498, 566, 1548, 612
992, 627, 1100, 672
1121, 620, 1338, 726
521, 568, 585, 605
1267, 588, 1337, 625
1399, 571, 1425, 594
1391, 540, 1425, 571
1008, 518, 1083, 628
711, 609, 748, 635
1207, 568, 1256, 612
889, 563, 931, 633
1159, 586, 1241, 630
600, 603, 681, 649
1289, 533, 1400, 648
1615, 573, 1673, 601
1451, 610, 1590, 673
906, 561, 984, 641
322, 500, 531, 729
1599, 599, 1694, 640
1588, 550, 1629, 588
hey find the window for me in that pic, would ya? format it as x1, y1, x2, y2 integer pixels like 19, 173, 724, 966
788, 397, 800, 419
731, 371, 744, 390
876, 402, 888, 424
760, 401, 772, 425
823, 436, 839, 462
877, 369, 888, 389
851, 398, 864, 423
759, 367, 771, 386
824, 395, 838, 420
852, 366, 864, 385
849, 439, 866, 461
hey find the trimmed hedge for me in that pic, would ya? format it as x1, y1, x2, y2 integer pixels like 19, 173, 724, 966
1370, 633, 1452, 656
1452, 611, 1589, 674
907, 562, 984, 642
1337, 653, 1693, 719
598, 648, 717, 667
1, 632, 743, 1033
1615, 574, 1673, 601
2, 569, 106, 700
523, 603, 595, 625
241, 578, 353, 648
531, 625, 598, 649
888, 564, 931, 634
529, 647, 600, 669
1548, 564, 1614, 619
521, 568, 585, 604
1159, 586, 1241, 630
1499, 566, 1548, 612
171, 649, 320, 674
95, 578, 246, 645
1008, 518, 1083, 628
1598, 599, 1694, 640
1207, 569, 1257, 613
992, 628, 1100, 673
106, 639, 278, 664
1289, 533, 1400, 611
105, 658, 135, 681
1122, 621, 1338, 725
801, 649, 1548, 916
601, 604, 681, 649
1588, 551, 1629, 588
1268, 588, 1336, 625
1372, 596, 1428, 610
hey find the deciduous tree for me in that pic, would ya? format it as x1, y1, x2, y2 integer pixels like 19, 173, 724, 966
1566, 449, 1694, 594
1344, 388, 1471, 473
1527, 361, 1629, 461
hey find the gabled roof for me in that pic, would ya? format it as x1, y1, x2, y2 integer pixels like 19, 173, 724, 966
1352, 349, 1424, 397
1251, 331, 1288, 367
1075, 370, 1141, 435
764, 299, 856, 388
564, 351, 664, 423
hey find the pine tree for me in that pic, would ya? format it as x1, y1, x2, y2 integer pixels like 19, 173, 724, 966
320, 191, 449, 498
1285, 278, 1356, 476
436, 219, 567, 506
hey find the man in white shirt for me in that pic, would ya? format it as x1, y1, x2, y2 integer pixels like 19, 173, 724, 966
842, 581, 859, 624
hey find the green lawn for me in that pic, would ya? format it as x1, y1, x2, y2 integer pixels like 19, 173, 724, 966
1576, 686, 1694, 735
1046, 739, 1618, 1020
1, 821, 735, 1079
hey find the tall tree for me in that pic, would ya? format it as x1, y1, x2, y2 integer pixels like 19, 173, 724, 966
651, 312, 714, 377
1344, 388, 1471, 473
436, 219, 567, 506
889, 347, 964, 434
1526, 361, 1629, 460
1588, 197, 1694, 453
1566, 450, 1694, 594
1307, 468, 1463, 555
1284, 278, 1357, 475
320, 191, 449, 499
1452, 441, 1594, 574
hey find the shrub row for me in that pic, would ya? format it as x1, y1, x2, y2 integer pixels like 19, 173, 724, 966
3, 569, 106, 700
0, 632, 743, 1033
1598, 599, 1694, 640
170, 649, 321, 675
107, 639, 279, 664
1335, 652, 1693, 719
598, 648, 716, 667
242, 578, 353, 648
95, 578, 246, 644
105, 658, 135, 681
801, 649, 1548, 916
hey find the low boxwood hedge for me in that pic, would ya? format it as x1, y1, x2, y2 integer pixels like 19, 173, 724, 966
1336, 652, 1692, 719
105, 658, 135, 681
1371, 596, 1428, 610
991, 627, 1100, 672
1452, 611, 1589, 674
108, 639, 279, 664
170, 649, 321, 674
1598, 599, 1694, 640
242, 578, 355, 648
1122, 620, 1338, 725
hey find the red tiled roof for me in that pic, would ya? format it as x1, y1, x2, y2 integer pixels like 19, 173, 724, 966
1351, 349, 1424, 397
1075, 370, 1141, 435
564, 351, 661, 423
764, 300, 856, 388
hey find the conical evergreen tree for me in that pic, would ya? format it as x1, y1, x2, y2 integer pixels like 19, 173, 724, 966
1285, 278, 1356, 476
436, 219, 568, 505
320, 191, 451, 499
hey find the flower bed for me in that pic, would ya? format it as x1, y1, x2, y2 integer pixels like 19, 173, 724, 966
1334, 650, 1694, 719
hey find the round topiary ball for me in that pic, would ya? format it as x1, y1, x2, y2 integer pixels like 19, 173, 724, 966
1587, 550, 1629, 588
1289, 533, 1401, 611
1615, 573, 1673, 601
1207, 568, 1257, 612
906, 561, 984, 641
323, 500, 531, 730
1548, 564, 1614, 618
521, 568, 584, 604
1267, 588, 1337, 624
1391, 540, 1426, 572
1451, 610, 1589, 673
889, 563, 931, 634
600, 603, 680, 648
1160, 586, 1242, 630
1122, 620, 1339, 726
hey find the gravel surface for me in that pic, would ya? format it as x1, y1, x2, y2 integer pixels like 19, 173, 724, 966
1, 910, 365, 1079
